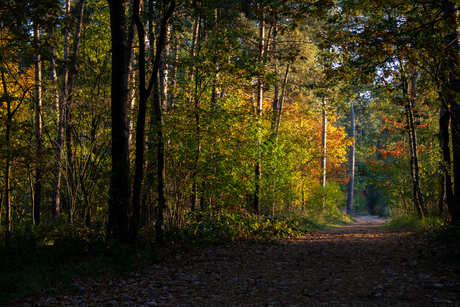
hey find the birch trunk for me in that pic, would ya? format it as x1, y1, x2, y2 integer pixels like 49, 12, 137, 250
439, 103, 453, 215
346, 99, 355, 216
33, 24, 42, 226
253, 16, 265, 215
320, 97, 327, 211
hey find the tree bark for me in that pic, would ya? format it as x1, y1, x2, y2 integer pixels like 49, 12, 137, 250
403, 71, 427, 217
444, 1, 460, 225
107, 0, 134, 243
320, 97, 327, 210
439, 103, 453, 216
2, 71, 11, 238
66, 0, 85, 224
52, 0, 71, 221
33, 24, 42, 226
131, 0, 175, 245
346, 98, 355, 216
253, 15, 265, 215
50, 33, 63, 220
275, 64, 290, 137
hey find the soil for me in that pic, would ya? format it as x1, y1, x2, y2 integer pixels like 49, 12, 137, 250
13, 216, 460, 306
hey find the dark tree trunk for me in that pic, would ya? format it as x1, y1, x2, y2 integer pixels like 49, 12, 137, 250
107, 0, 134, 243
444, 1, 460, 225
131, 0, 175, 245
402, 71, 427, 217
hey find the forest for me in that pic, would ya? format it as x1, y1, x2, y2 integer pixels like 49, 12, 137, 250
1, 0, 460, 297
2, 0, 460, 240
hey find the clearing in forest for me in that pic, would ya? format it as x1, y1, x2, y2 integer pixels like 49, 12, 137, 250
16, 217, 460, 306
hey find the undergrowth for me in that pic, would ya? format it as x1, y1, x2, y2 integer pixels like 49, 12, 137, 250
0, 208, 353, 305
0, 222, 157, 306
166, 208, 353, 245
384, 214, 445, 231
384, 214, 460, 264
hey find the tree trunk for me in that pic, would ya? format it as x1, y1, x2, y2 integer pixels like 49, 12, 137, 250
50, 33, 63, 220
66, 0, 85, 224
444, 1, 460, 225
52, 0, 71, 221
275, 64, 290, 137
33, 24, 42, 226
190, 14, 201, 212
346, 98, 355, 216
107, 0, 134, 243
253, 15, 265, 215
320, 97, 327, 210
2, 71, 11, 238
439, 104, 453, 216
131, 0, 175, 245
403, 72, 427, 217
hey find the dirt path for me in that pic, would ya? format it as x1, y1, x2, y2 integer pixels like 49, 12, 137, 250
15, 217, 460, 306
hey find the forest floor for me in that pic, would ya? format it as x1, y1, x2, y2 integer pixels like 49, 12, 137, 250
13, 216, 460, 307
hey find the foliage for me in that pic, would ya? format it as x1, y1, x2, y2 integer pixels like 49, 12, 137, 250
384, 214, 445, 231
0, 222, 156, 305
168, 210, 306, 245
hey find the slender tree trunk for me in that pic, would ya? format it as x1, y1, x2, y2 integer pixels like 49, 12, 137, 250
403, 72, 427, 217
51, 36, 63, 220
346, 98, 355, 216
131, 0, 175, 245
271, 26, 279, 135
160, 25, 170, 111
170, 27, 178, 107
253, 16, 265, 215
33, 24, 42, 226
66, 0, 85, 224
439, 104, 453, 216
275, 64, 290, 137
190, 14, 201, 212
52, 0, 71, 221
444, 1, 460, 225
320, 97, 327, 210
2, 71, 11, 238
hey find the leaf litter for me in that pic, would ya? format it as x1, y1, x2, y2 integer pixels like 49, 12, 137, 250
11, 217, 460, 306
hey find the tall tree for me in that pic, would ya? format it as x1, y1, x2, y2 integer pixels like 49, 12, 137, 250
444, 1, 460, 225
107, 0, 134, 243
33, 23, 42, 226
130, 0, 176, 245
253, 13, 265, 215
346, 97, 355, 216
65, 0, 85, 224
320, 97, 327, 210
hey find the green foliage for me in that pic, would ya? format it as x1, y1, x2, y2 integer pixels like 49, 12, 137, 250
168, 210, 309, 245
306, 181, 345, 213
384, 214, 444, 231
0, 222, 157, 305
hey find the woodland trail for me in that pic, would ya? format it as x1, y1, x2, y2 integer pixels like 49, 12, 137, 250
16, 217, 460, 307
